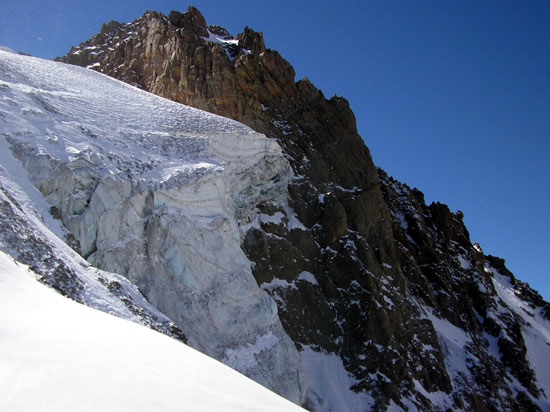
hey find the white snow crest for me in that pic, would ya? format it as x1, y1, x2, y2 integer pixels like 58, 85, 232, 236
202, 29, 250, 56
298, 271, 318, 285
0, 45, 15, 53
262, 277, 298, 291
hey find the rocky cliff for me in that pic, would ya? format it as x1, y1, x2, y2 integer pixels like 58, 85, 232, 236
50, 7, 550, 411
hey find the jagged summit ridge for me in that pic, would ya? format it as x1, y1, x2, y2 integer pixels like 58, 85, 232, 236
12, 6, 550, 411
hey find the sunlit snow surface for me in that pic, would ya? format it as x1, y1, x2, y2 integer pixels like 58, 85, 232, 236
0, 251, 305, 412
0, 48, 257, 181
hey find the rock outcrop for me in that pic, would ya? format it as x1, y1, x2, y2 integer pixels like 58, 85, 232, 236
53, 7, 550, 411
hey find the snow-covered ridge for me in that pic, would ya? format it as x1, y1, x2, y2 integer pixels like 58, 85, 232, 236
0, 50, 306, 403
0, 45, 15, 53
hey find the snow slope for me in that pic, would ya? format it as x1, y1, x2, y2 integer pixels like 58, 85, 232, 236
0, 49, 306, 403
487, 263, 550, 408
0, 251, 305, 412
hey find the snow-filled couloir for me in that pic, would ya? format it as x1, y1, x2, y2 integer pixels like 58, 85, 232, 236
0, 49, 306, 403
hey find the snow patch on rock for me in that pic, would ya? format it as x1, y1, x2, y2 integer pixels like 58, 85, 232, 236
301, 346, 375, 411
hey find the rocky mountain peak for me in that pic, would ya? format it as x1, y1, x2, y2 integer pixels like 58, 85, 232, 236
99, 20, 122, 35
236, 26, 267, 54
48, 8, 550, 411
168, 7, 208, 36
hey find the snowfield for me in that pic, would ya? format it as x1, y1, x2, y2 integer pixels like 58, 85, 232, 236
0, 251, 305, 412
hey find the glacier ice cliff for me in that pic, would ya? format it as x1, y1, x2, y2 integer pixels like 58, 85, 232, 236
0, 50, 306, 403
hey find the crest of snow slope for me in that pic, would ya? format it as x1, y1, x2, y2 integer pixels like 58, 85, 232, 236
0, 50, 306, 403
0, 251, 306, 412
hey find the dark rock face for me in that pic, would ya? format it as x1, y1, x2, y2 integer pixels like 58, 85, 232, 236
59, 7, 548, 411
378, 172, 545, 410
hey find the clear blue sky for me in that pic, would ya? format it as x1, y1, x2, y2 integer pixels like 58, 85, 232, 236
1, 1, 549, 300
